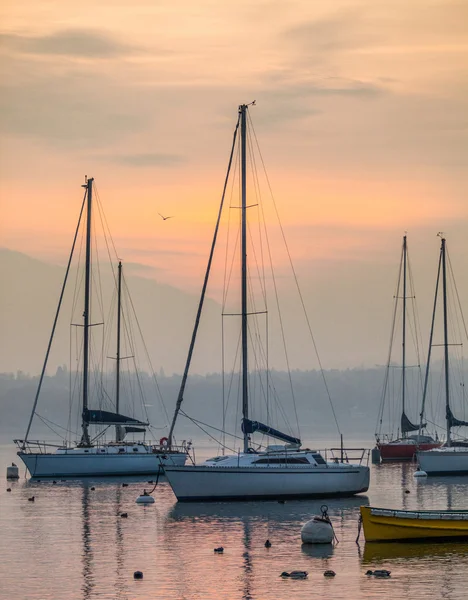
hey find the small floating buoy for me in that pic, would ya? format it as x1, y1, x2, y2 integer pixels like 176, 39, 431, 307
214, 547, 224, 553
28, 496, 35, 502
301, 517, 334, 544
265, 540, 272, 548
147, 480, 154, 484
121, 513, 128, 518
405, 489, 410, 494
371, 447, 381, 464
133, 571, 143, 580
324, 570, 336, 577
90, 487, 95, 491
281, 571, 308, 579
6, 464, 19, 480
414, 470, 427, 478
122, 483, 128, 487
6, 488, 11, 492
136, 490, 155, 504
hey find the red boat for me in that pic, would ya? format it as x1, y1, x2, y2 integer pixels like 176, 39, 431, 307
375, 236, 441, 463
377, 435, 441, 462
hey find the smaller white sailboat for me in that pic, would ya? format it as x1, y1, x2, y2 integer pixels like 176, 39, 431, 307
164, 104, 370, 501
417, 234, 468, 475
15, 177, 188, 477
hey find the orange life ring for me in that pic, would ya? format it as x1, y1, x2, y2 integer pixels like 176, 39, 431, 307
159, 437, 169, 447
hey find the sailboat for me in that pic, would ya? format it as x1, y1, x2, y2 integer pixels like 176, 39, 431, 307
417, 234, 468, 475
163, 104, 370, 501
375, 235, 440, 461
15, 177, 188, 477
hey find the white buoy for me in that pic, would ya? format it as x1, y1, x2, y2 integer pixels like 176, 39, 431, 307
136, 491, 155, 504
301, 517, 334, 544
414, 470, 427, 478
6, 463, 19, 480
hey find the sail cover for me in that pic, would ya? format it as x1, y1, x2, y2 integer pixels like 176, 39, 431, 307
401, 412, 421, 434
83, 409, 148, 427
124, 426, 147, 433
447, 406, 468, 428
242, 419, 301, 445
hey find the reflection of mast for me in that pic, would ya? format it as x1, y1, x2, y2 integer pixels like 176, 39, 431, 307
81, 485, 94, 600
114, 488, 126, 600
241, 520, 253, 600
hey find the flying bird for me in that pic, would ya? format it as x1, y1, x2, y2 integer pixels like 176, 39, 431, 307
158, 213, 174, 221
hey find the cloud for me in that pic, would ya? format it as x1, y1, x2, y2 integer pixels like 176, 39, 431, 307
105, 152, 185, 167
0, 29, 138, 58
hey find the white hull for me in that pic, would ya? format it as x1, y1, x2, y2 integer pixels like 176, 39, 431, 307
164, 464, 370, 501
417, 449, 468, 475
18, 451, 187, 478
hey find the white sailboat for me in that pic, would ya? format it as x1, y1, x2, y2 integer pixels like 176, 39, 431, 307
15, 177, 188, 477
163, 104, 370, 501
417, 234, 468, 475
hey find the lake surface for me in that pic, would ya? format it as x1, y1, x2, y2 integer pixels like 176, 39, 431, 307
1, 443, 468, 600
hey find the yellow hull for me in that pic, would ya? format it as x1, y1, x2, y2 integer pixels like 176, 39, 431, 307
360, 506, 468, 542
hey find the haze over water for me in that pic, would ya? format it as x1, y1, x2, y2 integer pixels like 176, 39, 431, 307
1, 442, 467, 600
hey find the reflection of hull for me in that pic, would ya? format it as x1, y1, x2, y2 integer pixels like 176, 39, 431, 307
361, 506, 468, 542
417, 449, 468, 475
18, 451, 187, 478
378, 442, 440, 462
164, 465, 370, 502
363, 540, 468, 563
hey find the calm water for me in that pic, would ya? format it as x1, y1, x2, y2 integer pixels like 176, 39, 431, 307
1, 443, 468, 600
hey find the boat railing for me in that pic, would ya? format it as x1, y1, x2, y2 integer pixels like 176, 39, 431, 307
15, 439, 191, 454
326, 447, 370, 466
14, 439, 69, 453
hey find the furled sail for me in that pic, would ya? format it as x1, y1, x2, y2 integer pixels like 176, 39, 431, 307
242, 419, 301, 446
401, 412, 421, 434
83, 409, 148, 426
447, 407, 468, 428
124, 426, 147, 434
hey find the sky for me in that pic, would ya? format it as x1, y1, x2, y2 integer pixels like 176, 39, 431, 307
1, 0, 467, 370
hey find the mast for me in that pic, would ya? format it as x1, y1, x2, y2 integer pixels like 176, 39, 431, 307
115, 261, 124, 442
240, 103, 249, 454
80, 177, 93, 447
402, 235, 407, 434
441, 236, 451, 446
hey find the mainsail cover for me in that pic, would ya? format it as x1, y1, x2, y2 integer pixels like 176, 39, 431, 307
242, 419, 301, 445
447, 406, 468, 428
83, 409, 148, 427
401, 412, 421, 434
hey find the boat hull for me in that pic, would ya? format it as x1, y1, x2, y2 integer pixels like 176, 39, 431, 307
163, 464, 370, 502
378, 442, 441, 462
17, 451, 187, 478
417, 449, 468, 475
361, 505, 468, 542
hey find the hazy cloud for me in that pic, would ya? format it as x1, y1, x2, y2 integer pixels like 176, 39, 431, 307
106, 152, 185, 167
0, 28, 138, 58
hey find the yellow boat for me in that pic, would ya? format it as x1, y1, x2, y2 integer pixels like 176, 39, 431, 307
360, 505, 468, 542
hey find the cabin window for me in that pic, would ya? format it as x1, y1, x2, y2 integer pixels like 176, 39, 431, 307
312, 454, 326, 465
84, 450, 89, 453
100, 449, 105, 453
253, 457, 310, 465
118, 448, 125, 453
133, 448, 138, 452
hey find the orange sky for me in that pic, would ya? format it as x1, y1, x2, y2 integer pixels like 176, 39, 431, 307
1, 0, 467, 296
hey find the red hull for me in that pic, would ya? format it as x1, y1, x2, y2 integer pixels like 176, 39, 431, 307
378, 442, 441, 462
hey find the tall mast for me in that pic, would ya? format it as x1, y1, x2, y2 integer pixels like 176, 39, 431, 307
441, 236, 451, 446
81, 176, 93, 447
401, 235, 407, 434
115, 261, 123, 442
240, 103, 249, 454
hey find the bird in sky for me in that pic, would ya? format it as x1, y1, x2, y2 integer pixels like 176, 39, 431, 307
158, 213, 174, 221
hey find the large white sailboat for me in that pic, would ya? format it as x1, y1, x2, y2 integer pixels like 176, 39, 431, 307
163, 104, 370, 501
417, 235, 468, 475
15, 178, 188, 477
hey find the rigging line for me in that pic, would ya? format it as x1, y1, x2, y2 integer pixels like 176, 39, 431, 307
179, 410, 241, 450
122, 277, 168, 424
247, 113, 336, 436
169, 113, 241, 444
23, 188, 87, 447
93, 182, 120, 263
222, 140, 240, 310
376, 241, 403, 435
36, 414, 67, 441
36, 413, 78, 437
447, 251, 468, 342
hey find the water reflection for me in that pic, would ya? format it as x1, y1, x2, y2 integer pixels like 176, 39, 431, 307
363, 541, 468, 563
81, 485, 94, 600
300, 543, 335, 559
